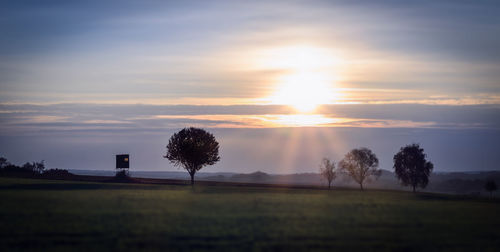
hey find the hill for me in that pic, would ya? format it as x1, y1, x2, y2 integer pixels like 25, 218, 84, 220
69, 169, 500, 196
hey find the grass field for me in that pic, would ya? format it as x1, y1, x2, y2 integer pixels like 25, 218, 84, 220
1, 177, 499, 251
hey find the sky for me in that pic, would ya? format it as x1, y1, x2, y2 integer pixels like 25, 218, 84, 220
1, 0, 499, 173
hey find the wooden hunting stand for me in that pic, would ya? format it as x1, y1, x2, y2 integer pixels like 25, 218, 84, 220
116, 154, 129, 176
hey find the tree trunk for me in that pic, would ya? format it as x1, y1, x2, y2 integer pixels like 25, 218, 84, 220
412, 185, 416, 193
328, 181, 331, 190
190, 173, 195, 186
360, 183, 364, 191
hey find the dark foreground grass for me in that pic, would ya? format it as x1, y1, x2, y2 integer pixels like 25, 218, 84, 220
1, 177, 499, 251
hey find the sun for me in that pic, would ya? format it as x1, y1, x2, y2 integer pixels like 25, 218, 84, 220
271, 71, 333, 112
258, 45, 342, 112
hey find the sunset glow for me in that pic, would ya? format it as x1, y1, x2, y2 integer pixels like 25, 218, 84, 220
270, 71, 335, 112
2, 3, 500, 249
255, 45, 342, 112
1, 0, 499, 174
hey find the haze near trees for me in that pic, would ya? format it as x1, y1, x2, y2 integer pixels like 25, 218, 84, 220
339, 147, 381, 190
319, 158, 336, 189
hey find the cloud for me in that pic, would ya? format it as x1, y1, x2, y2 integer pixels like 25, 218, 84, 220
1, 1, 500, 106
1, 1, 500, 174
1, 103, 499, 136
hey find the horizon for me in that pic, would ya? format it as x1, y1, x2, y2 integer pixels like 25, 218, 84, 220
66, 168, 500, 175
1, 0, 500, 173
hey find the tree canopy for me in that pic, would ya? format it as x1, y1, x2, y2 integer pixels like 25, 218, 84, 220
393, 143, 433, 192
339, 147, 381, 190
164, 127, 220, 185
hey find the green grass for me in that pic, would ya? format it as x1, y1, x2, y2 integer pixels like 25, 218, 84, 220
1, 177, 499, 251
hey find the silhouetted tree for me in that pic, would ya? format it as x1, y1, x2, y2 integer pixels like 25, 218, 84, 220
319, 158, 336, 189
393, 144, 434, 193
339, 148, 381, 190
35, 160, 45, 174
485, 180, 497, 197
164, 127, 220, 185
21, 161, 45, 174
21, 162, 35, 172
0, 157, 9, 169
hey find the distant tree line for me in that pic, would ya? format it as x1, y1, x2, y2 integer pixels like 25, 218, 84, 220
162, 128, 497, 197
0, 156, 72, 179
1, 127, 497, 198
320, 144, 434, 192
0, 156, 46, 176
318, 143, 498, 197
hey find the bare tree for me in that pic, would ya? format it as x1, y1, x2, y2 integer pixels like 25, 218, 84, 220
393, 143, 433, 193
319, 158, 337, 189
164, 127, 220, 185
339, 147, 381, 190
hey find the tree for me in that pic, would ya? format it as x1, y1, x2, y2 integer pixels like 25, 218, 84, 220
164, 127, 220, 185
21, 162, 35, 172
34, 160, 45, 174
319, 158, 337, 189
21, 161, 45, 174
339, 148, 381, 190
485, 180, 497, 197
0, 157, 9, 169
393, 143, 434, 193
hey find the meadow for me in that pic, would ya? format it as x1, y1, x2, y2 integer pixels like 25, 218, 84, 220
1, 177, 499, 251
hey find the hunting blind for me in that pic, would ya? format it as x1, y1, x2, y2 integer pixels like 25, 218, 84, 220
116, 154, 129, 175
